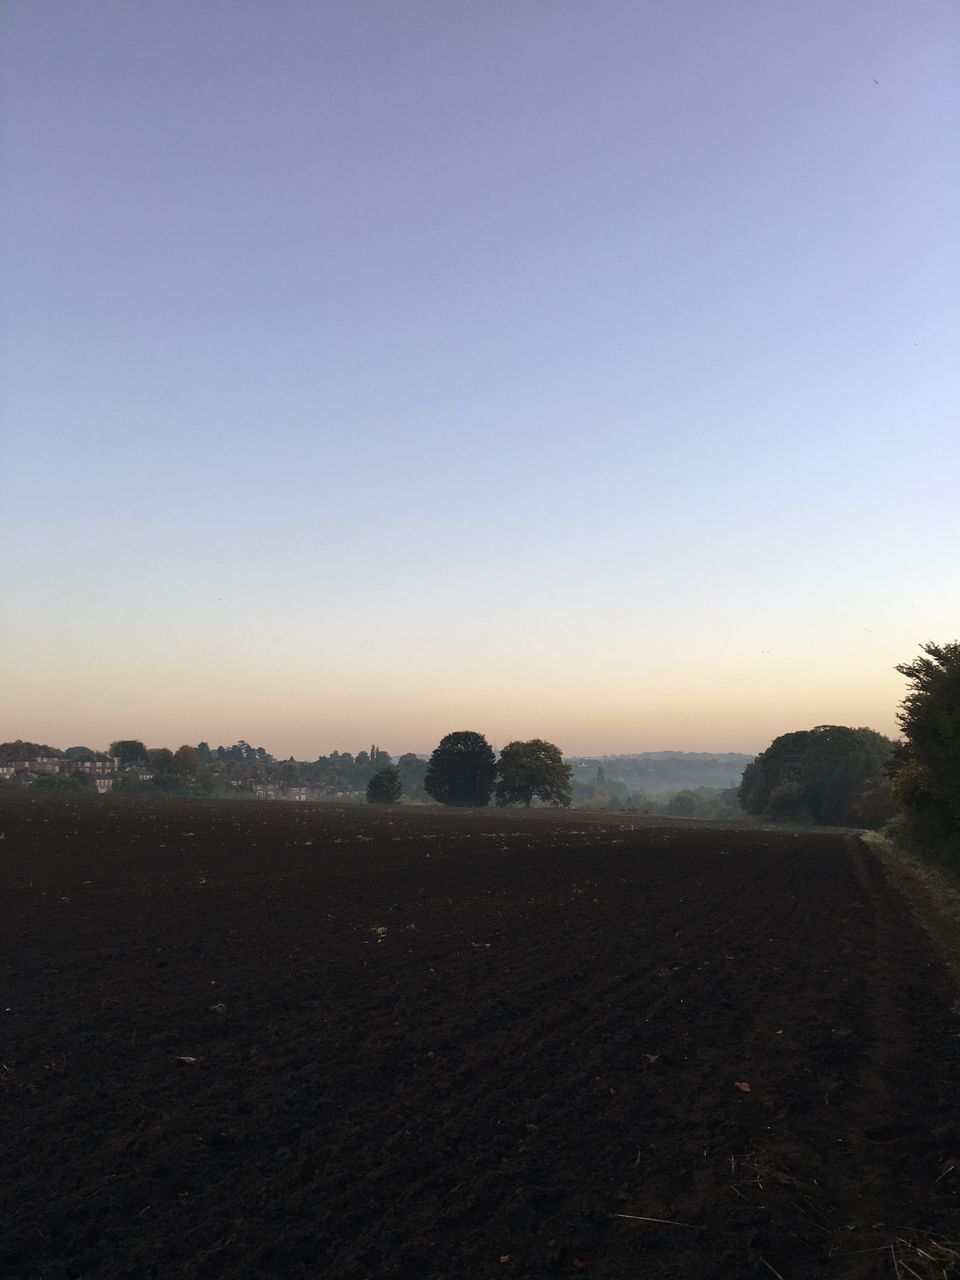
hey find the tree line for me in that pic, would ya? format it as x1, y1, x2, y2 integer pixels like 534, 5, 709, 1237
95, 733, 574, 809
738, 641, 959, 870
108, 740, 430, 800
4, 642, 957, 855
0, 732, 574, 809
367, 733, 571, 808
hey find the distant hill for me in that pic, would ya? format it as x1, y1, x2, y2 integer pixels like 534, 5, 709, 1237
567, 751, 753, 795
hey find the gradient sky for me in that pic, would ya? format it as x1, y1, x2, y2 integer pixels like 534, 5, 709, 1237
2, 0, 958, 759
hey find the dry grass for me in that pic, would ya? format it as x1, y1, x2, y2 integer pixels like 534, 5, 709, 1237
857, 833, 960, 1279
885, 1233, 960, 1280
860, 831, 960, 989
838, 1230, 960, 1278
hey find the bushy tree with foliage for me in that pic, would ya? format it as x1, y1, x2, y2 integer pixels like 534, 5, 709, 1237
34, 772, 92, 792
424, 731, 496, 807
147, 747, 175, 774
396, 752, 428, 802
893, 642, 960, 859
109, 739, 147, 765
495, 739, 572, 807
172, 745, 200, 776
849, 781, 899, 830
367, 766, 402, 805
0, 740, 63, 762
738, 731, 809, 816
739, 725, 893, 825
278, 759, 300, 790
665, 788, 699, 817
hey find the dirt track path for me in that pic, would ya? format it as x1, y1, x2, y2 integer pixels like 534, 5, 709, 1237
1, 796, 957, 1279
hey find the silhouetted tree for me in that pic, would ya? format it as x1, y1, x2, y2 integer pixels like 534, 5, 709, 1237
367, 766, 402, 805
424, 731, 496, 807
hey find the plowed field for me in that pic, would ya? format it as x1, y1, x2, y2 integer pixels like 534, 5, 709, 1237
1, 793, 957, 1279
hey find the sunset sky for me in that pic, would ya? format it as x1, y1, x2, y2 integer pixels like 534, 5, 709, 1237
2, 1, 958, 759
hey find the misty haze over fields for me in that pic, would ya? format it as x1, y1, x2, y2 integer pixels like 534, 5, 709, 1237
568, 752, 752, 794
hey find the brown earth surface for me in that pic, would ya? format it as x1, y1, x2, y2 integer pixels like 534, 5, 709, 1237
1, 792, 958, 1280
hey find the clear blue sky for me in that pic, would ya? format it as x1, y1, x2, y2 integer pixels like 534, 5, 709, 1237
2, 0, 958, 757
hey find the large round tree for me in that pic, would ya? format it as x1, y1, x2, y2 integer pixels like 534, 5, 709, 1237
495, 739, 572, 807
739, 725, 892, 825
424, 731, 496, 807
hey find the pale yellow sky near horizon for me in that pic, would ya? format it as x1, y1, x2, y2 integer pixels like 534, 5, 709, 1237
2, 623, 916, 759
7, 546, 946, 761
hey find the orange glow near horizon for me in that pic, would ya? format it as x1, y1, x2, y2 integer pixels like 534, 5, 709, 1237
3, 632, 907, 760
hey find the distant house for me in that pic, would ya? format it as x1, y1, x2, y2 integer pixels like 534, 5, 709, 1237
254, 784, 278, 800
28, 757, 60, 774
4, 761, 39, 777
286, 786, 310, 802
1, 755, 119, 780
124, 765, 155, 783
7, 770, 39, 786
70, 756, 119, 777
94, 778, 113, 794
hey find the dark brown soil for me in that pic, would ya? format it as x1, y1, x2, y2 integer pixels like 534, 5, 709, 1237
1, 792, 957, 1279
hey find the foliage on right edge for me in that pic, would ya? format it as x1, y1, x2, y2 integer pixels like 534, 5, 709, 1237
892, 641, 960, 867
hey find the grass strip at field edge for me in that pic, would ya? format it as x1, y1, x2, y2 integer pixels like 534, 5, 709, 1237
860, 830, 960, 991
